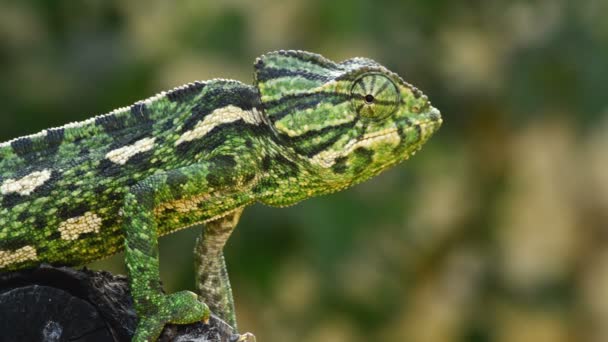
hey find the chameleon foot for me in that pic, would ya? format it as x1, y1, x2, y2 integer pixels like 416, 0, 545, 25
133, 290, 210, 341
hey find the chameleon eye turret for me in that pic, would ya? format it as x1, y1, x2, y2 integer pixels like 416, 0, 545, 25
351, 73, 400, 120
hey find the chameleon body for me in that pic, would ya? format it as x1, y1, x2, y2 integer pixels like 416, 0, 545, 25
0, 50, 441, 341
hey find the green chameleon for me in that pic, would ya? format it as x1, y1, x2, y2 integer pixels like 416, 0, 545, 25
0, 50, 441, 341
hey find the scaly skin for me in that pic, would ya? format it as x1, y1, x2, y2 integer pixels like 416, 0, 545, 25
0, 50, 442, 341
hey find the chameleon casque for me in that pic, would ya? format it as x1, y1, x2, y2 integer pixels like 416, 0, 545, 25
0, 50, 441, 341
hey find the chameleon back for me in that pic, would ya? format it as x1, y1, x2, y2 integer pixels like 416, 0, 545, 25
0, 80, 265, 270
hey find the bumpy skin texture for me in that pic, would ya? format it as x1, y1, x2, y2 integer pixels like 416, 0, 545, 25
0, 50, 442, 341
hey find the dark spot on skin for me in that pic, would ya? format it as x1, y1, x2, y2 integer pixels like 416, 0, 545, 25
147, 279, 163, 292
46, 127, 64, 142
210, 274, 221, 287
352, 148, 374, 174
44, 128, 64, 156
415, 124, 422, 139
243, 173, 256, 184
77, 232, 99, 241
124, 178, 137, 188
58, 202, 90, 220
206, 173, 225, 187
36, 245, 49, 255
157, 207, 177, 221
101, 213, 120, 230
396, 118, 412, 143
166, 170, 189, 198
174, 140, 195, 157
17, 211, 29, 222
212, 292, 224, 306
274, 154, 299, 178
125, 150, 154, 170
72, 137, 87, 149
162, 119, 175, 132
0, 236, 31, 251
261, 155, 272, 172
97, 159, 121, 177
178, 213, 198, 226
96, 114, 126, 133
331, 156, 349, 174
1, 193, 26, 209
130, 102, 152, 122
34, 216, 47, 230
10, 138, 34, 160
198, 272, 210, 285
206, 155, 237, 187
252, 177, 273, 196
93, 185, 106, 195
104, 188, 124, 203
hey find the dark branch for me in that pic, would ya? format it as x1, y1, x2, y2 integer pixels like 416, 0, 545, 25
0, 264, 240, 342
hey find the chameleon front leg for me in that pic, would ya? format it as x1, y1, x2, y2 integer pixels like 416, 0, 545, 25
124, 170, 211, 341
194, 208, 243, 328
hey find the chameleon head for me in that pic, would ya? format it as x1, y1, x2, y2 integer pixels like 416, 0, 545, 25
255, 50, 442, 188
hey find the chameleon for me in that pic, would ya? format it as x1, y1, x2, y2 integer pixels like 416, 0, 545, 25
0, 50, 441, 341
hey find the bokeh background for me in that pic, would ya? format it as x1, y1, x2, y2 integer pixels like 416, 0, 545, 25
1, 1, 607, 341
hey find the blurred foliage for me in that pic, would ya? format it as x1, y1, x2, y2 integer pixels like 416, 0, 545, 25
1, 0, 607, 341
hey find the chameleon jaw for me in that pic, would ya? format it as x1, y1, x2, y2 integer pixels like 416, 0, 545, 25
308, 115, 440, 170
308, 128, 400, 168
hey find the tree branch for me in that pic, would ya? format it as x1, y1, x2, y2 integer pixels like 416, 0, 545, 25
0, 264, 240, 342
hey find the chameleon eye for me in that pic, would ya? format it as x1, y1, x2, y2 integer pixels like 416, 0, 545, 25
351, 73, 400, 119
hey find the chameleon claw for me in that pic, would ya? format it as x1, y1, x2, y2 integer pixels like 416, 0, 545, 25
238, 332, 256, 342
230, 332, 256, 342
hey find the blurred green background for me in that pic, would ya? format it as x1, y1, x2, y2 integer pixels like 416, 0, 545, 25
1, 1, 607, 341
